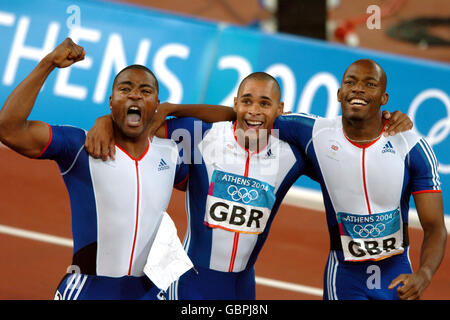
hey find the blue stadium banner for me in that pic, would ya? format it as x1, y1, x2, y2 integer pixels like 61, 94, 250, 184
0, 0, 449, 214
0, 0, 220, 129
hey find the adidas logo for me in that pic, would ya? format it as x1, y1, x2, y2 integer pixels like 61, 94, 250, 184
264, 148, 276, 159
158, 158, 170, 171
382, 141, 395, 154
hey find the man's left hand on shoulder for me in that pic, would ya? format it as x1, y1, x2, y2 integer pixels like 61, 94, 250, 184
382, 110, 413, 136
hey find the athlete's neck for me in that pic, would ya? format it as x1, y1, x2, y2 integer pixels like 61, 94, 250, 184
113, 126, 150, 160
342, 115, 385, 145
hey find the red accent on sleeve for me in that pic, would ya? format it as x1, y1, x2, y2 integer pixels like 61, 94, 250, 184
412, 190, 442, 195
33, 123, 52, 158
174, 173, 190, 188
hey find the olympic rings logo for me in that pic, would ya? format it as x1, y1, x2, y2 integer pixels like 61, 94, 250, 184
227, 185, 259, 203
353, 223, 386, 238
409, 89, 450, 174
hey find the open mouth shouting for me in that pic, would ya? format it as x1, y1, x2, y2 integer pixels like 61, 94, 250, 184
126, 105, 142, 127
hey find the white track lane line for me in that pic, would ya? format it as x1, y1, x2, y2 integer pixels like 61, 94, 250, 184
255, 276, 323, 297
0, 224, 73, 247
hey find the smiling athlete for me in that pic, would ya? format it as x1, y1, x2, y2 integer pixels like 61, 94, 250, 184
275, 59, 447, 300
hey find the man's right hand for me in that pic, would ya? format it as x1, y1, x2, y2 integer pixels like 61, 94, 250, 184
46, 37, 85, 69
0, 38, 85, 158
85, 115, 115, 161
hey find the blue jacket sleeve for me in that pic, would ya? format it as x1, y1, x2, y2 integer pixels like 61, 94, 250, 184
408, 137, 441, 194
273, 113, 317, 153
37, 125, 87, 174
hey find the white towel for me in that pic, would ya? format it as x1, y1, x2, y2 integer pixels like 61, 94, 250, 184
143, 212, 193, 291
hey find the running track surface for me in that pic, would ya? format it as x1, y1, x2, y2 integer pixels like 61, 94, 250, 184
1, 147, 449, 300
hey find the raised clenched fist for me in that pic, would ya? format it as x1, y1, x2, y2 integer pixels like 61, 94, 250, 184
47, 37, 85, 68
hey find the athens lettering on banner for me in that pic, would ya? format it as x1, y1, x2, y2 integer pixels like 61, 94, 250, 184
0, 11, 187, 106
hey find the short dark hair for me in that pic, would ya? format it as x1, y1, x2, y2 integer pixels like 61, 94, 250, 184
112, 64, 159, 93
237, 72, 281, 100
